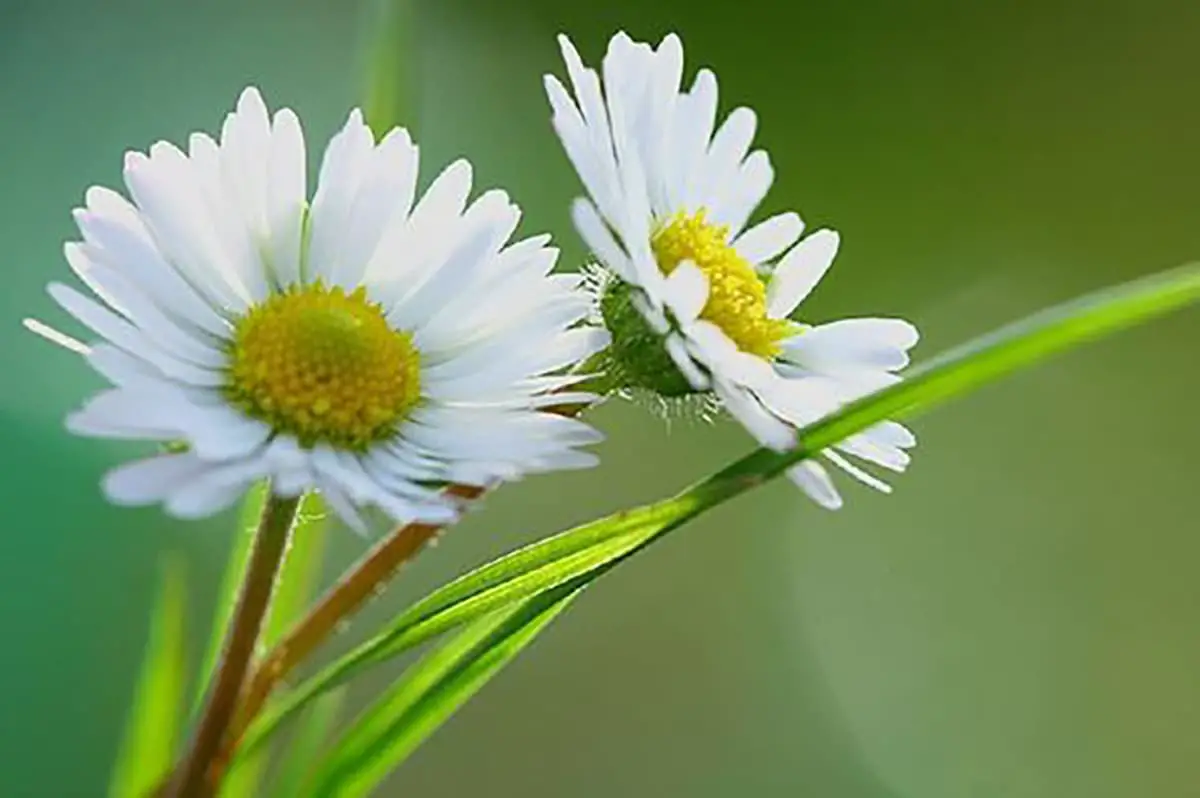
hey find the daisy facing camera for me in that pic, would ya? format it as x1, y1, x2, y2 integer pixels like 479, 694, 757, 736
29, 88, 609, 532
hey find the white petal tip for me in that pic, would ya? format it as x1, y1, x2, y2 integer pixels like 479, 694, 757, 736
23, 318, 89, 354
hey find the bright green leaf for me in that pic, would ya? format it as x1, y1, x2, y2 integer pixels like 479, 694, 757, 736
306, 587, 578, 797
235, 261, 1200, 764
109, 556, 188, 798
232, 500, 709, 765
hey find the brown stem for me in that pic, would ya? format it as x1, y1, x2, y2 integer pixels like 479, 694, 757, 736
207, 483, 486, 783
204, 399, 589, 789
169, 494, 301, 798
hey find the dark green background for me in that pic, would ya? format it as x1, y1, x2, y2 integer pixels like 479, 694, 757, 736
2, 0, 1198, 795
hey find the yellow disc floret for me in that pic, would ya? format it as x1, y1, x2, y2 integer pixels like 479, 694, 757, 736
651, 209, 791, 358
224, 282, 420, 450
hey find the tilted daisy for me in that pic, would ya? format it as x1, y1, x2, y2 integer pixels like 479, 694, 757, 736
26, 87, 607, 530
545, 32, 919, 509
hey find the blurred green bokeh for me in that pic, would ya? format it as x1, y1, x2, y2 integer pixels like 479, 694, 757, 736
2, 0, 1198, 795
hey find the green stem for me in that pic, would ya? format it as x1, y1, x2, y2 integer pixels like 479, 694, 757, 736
169, 493, 301, 798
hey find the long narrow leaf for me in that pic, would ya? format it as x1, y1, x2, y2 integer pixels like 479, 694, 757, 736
109, 556, 188, 798
307, 588, 579, 797
235, 261, 1200, 763
233, 499, 714, 764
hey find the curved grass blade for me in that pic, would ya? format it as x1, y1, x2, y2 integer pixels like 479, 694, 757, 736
232, 493, 727, 766
235, 260, 1200, 764
306, 587, 580, 798
108, 556, 188, 798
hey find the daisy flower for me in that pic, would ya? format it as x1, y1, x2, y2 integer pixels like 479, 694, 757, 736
545, 32, 919, 509
26, 87, 607, 531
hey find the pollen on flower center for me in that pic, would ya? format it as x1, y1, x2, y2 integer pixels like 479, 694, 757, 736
651, 210, 790, 358
224, 282, 421, 450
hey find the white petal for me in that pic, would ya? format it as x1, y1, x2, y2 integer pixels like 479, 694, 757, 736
837, 428, 912, 473
734, 212, 805, 265
263, 435, 310, 473
123, 148, 255, 311
631, 290, 670, 334
571, 197, 635, 282
781, 318, 919, 373
317, 476, 368, 535
525, 448, 600, 472
391, 190, 519, 332
307, 108, 378, 286
65, 243, 226, 368
376, 159, 473, 308
85, 343, 163, 386
265, 107, 307, 287
766, 229, 840, 319
713, 149, 773, 237
824, 450, 893, 494
666, 332, 710, 391
864, 420, 917, 450
713, 378, 793, 451
23, 318, 89, 354
696, 107, 757, 212
165, 457, 269, 519
786, 460, 844, 510
75, 190, 231, 336
103, 452, 210, 506
685, 320, 777, 390
663, 261, 708, 324
185, 403, 272, 462
337, 127, 421, 289
670, 68, 718, 210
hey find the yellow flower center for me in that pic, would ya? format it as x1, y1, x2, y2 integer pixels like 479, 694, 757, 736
651, 210, 791, 358
224, 282, 421, 450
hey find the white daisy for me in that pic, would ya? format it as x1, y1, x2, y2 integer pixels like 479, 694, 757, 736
545, 32, 919, 509
26, 87, 608, 531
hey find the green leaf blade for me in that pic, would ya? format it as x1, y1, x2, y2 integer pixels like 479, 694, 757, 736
308, 589, 579, 798
234, 261, 1200, 769
232, 500, 699, 765
109, 556, 188, 798
773, 260, 1200, 475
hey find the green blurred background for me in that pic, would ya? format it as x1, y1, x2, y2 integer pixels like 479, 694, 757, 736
2, 0, 1199, 795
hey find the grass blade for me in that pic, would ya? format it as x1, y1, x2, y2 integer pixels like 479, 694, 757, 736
232, 500, 708, 765
233, 261, 1200, 765
306, 589, 579, 798
108, 556, 188, 798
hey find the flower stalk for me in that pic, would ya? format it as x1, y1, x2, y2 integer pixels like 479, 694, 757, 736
169, 493, 301, 798
208, 484, 484, 782
205, 399, 594, 787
